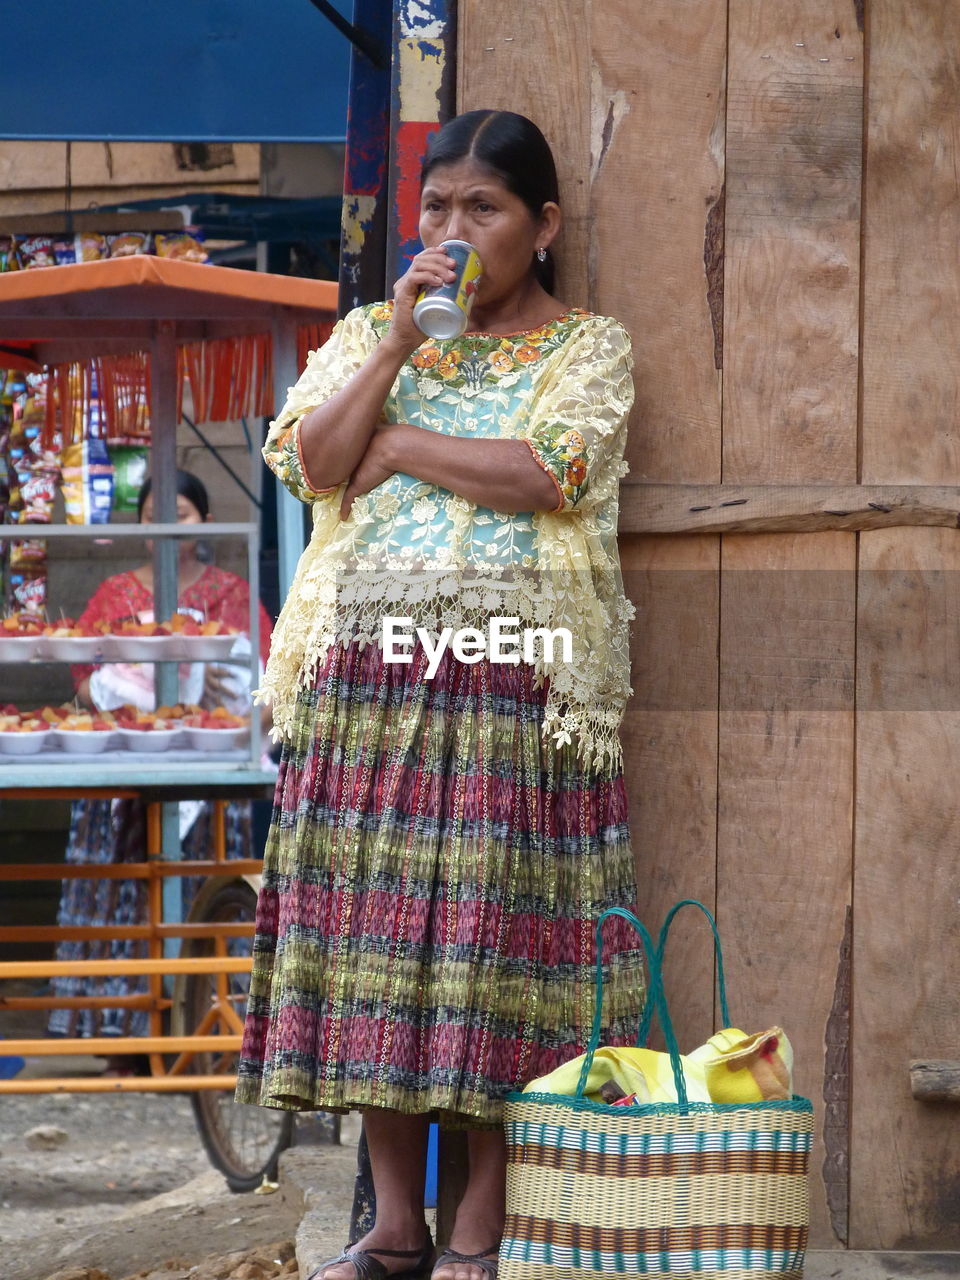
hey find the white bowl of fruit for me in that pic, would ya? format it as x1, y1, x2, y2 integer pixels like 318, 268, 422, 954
114, 705, 183, 752
161, 617, 240, 661
38, 620, 107, 663
0, 708, 50, 754
0, 615, 45, 662
50, 709, 118, 753
181, 707, 249, 751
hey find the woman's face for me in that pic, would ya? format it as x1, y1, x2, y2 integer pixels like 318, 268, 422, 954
140, 493, 206, 526
419, 158, 558, 309
140, 492, 208, 559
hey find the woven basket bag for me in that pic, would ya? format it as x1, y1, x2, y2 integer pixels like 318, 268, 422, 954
501, 901, 813, 1280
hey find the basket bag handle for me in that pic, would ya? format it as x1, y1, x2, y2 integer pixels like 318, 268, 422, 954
575, 906, 692, 1111
636, 897, 731, 1047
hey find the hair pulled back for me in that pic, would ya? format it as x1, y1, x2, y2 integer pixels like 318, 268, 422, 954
137, 468, 210, 522
421, 110, 560, 295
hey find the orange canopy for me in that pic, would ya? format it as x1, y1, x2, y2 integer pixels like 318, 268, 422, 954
0, 257, 339, 430
0, 256, 338, 360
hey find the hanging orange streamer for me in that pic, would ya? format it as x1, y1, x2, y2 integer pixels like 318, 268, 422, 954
179, 333, 273, 423
43, 331, 291, 441
39, 325, 332, 440
297, 321, 335, 373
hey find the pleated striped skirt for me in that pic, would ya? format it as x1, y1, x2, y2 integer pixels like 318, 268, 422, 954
236, 639, 644, 1124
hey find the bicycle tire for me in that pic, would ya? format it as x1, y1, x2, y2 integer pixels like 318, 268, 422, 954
181, 879, 294, 1192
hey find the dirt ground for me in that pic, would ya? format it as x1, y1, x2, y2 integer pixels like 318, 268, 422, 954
0, 1085, 360, 1280
0, 989, 359, 1280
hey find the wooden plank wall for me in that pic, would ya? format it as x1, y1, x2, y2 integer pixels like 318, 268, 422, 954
458, 0, 960, 1252
718, 0, 861, 1250
854, 0, 960, 1248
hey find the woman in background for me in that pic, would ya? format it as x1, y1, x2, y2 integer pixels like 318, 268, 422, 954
48, 469, 272, 1072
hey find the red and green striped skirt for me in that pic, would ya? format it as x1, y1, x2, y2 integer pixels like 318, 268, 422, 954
236, 639, 645, 1124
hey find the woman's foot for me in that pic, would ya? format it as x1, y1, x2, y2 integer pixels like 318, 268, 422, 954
313, 1228, 434, 1280
431, 1128, 505, 1280
431, 1241, 499, 1280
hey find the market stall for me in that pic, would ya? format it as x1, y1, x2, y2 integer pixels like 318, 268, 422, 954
0, 256, 337, 1186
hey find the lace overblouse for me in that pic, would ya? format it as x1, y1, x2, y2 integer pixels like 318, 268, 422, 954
260, 302, 635, 765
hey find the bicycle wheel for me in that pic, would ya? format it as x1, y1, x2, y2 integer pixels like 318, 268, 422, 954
180, 879, 294, 1192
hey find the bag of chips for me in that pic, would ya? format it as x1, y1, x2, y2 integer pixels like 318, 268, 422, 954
10, 568, 46, 614
155, 228, 208, 263
9, 538, 47, 570
0, 236, 20, 271
53, 237, 77, 265
60, 438, 115, 524
17, 469, 58, 524
16, 236, 56, 270
108, 444, 149, 512
108, 232, 152, 258
75, 232, 108, 263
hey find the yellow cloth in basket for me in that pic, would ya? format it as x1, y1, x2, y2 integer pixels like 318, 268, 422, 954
524, 1026, 793, 1105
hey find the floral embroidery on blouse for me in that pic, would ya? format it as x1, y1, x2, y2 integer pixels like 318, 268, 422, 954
264, 421, 338, 504
265, 423, 315, 503
525, 426, 589, 509
385, 302, 585, 391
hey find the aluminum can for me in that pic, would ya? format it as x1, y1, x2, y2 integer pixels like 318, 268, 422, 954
412, 239, 483, 340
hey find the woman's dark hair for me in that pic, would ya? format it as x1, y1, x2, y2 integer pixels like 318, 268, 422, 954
421, 110, 560, 294
137, 468, 210, 522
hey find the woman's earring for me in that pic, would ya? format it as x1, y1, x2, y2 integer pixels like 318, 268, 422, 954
536, 247, 547, 263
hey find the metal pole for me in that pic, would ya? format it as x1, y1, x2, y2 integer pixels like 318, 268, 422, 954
150, 320, 184, 941
272, 314, 306, 602
385, 0, 458, 285
338, 0, 392, 314
150, 319, 179, 711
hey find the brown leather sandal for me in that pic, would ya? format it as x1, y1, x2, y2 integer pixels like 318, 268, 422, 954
308, 1236, 434, 1280
430, 1244, 499, 1280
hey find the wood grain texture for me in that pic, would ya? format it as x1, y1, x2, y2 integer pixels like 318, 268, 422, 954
861, 5, 960, 484
910, 1062, 960, 1103
619, 533, 719, 1050
590, 0, 727, 483
851, 529, 960, 1248
457, 0, 591, 306
855, 0, 960, 1247
723, 2, 862, 484
717, 532, 855, 1249
719, 3, 862, 1248
619, 483, 960, 534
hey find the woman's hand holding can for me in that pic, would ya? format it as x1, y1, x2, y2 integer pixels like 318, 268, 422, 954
385, 247, 458, 355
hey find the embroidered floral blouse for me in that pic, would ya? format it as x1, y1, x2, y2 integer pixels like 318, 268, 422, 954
261, 302, 635, 765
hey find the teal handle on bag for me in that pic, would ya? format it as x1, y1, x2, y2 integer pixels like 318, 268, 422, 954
636, 898, 732, 1048
575, 906, 691, 1112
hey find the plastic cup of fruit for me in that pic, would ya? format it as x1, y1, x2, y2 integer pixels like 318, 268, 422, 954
0, 727, 50, 755
53, 727, 116, 754
118, 726, 181, 753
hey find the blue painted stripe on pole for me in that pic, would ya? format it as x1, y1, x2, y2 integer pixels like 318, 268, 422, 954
339, 0, 392, 312
387, 0, 457, 285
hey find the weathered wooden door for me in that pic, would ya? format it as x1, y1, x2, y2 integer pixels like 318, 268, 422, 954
460, 0, 960, 1251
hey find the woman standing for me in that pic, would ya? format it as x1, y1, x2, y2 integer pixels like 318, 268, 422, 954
49, 470, 273, 1067
238, 111, 643, 1280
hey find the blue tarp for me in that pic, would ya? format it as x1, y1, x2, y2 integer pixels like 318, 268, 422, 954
0, 0, 351, 142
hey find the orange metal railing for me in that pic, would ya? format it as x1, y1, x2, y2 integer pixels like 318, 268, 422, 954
0, 796, 256, 1093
